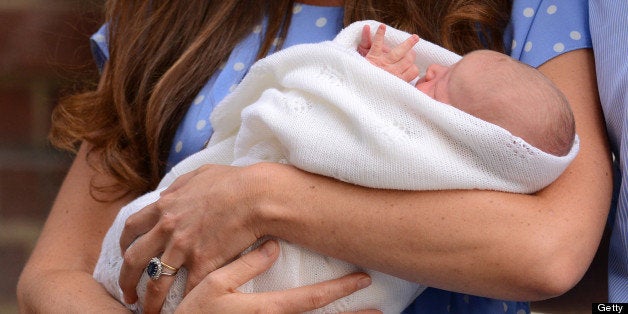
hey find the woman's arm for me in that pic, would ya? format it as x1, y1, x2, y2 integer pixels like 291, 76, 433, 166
258, 48, 611, 300
17, 143, 136, 312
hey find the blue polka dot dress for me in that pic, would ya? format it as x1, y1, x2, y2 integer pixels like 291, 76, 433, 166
90, 1, 592, 313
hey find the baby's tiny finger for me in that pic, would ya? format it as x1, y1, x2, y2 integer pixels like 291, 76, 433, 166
358, 25, 372, 56
388, 34, 419, 62
369, 24, 387, 56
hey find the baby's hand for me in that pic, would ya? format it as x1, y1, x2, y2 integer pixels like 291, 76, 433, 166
359, 24, 420, 83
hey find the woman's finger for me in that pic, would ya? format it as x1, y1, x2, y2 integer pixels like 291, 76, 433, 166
262, 272, 372, 313
160, 169, 198, 196
196, 240, 280, 293
119, 225, 169, 304
141, 247, 185, 313
142, 274, 177, 314
119, 201, 161, 255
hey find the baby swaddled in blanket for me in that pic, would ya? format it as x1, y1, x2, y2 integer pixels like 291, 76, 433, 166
94, 20, 579, 313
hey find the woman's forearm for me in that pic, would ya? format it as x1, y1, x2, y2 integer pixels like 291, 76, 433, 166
18, 271, 130, 313
17, 143, 136, 312
259, 167, 607, 300
255, 49, 612, 301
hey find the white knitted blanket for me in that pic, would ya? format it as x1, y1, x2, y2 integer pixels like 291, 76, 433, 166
94, 20, 579, 313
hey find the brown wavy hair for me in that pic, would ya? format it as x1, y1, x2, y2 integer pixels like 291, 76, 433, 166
50, 0, 512, 199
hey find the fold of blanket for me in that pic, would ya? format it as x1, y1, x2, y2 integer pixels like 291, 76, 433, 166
94, 20, 579, 314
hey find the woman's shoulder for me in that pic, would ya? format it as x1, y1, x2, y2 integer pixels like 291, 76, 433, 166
507, 0, 591, 68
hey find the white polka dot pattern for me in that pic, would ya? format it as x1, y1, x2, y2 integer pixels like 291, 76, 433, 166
193, 94, 204, 105
195, 120, 206, 130
316, 17, 327, 27
233, 62, 245, 71
507, 0, 591, 68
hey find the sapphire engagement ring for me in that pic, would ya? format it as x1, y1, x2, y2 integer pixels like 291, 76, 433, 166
146, 257, 178, 280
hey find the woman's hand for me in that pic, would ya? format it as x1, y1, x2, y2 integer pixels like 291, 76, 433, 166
118, 163, 269, 309
176, 240, 379, 314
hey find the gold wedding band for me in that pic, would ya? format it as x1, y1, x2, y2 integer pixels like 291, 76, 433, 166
160, 260, 178, 272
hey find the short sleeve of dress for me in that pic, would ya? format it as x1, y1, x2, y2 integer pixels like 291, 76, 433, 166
90, 24, 109, 72
505, 0, 591, 68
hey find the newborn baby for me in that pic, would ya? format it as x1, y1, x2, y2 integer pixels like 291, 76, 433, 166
360, 23, 574, 157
